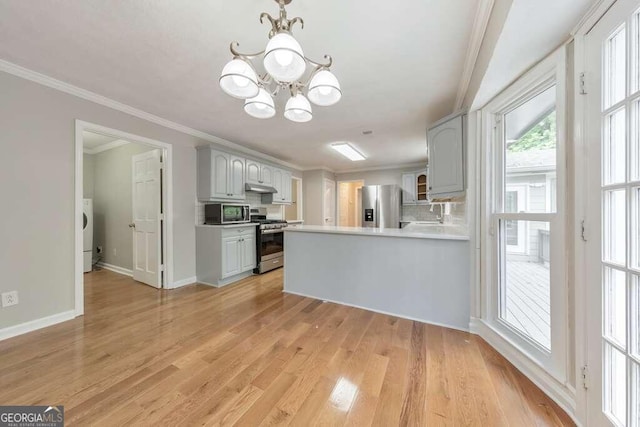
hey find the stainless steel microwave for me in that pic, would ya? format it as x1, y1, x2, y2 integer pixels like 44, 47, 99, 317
204, 203, 250, 224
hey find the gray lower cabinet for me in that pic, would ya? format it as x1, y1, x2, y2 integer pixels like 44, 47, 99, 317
196, 225, 257, 287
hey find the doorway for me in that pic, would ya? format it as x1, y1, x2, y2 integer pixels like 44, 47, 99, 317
75, 121, 173, 316
284, 176, 303, 221
337, 180, 364, 227
583, 0, 640, 424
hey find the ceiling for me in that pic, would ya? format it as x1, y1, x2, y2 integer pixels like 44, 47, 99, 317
82, 131, 120, 150
0, 0, 478, 171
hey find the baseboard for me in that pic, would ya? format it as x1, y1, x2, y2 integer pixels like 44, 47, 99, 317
283, 289, 470, 333
169, 276, 197, 289
469, 318, 582, 426
96, 262, 133, 277
0, 310, 76, 342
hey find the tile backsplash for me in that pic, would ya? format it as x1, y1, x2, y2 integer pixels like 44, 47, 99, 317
402, 202, 466, 225
195, 192, 284, 225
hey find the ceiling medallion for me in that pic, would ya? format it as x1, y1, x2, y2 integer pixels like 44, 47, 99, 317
219, 0, 341, 123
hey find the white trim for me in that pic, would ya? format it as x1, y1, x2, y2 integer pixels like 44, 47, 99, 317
83, 139, 130, 155
570, 0, 617, 36
332, 162, 427, 175
0, 310, 75, 342
169, 276, 197, 289
291, 176, 304, 222
455, 0, 496, 110
285, 289, 470, 333
75, 120, 175, 316
0, 59, 302, 171
470, 318, 581, 426
96, 262, 133, 277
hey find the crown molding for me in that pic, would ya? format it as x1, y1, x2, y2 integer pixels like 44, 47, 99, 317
454, 0, 495, 110
0, 59, 304, 171
332, 161, 427, 175
83, 139, 130, 155
570, 0, 615, 36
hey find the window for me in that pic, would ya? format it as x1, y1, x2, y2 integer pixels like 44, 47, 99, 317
483, 47, 567, 380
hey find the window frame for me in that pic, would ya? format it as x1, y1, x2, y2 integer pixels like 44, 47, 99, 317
481, 47, 568, 382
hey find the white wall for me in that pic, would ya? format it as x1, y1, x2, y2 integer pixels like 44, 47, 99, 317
302, 169, 336, 226
83, 154, 95, 198
0, 70, 201, 329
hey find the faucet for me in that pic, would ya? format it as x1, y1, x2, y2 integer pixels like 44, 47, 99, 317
436, 203, 446, 224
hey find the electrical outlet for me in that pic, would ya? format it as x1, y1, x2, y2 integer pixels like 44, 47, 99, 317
96, 246, 103, 254
2, 291, 19, 308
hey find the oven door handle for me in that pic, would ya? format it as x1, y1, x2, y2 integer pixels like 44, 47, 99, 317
261, 229, 285, 235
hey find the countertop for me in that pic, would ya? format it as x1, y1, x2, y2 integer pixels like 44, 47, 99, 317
284, 225, 469, 241
196, 223, 259, 229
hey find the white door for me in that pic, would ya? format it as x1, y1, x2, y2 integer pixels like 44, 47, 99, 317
428, 114, 464, 195
222, 236, 241, 278
246, 160, 261, 185
261, 164, 273, 186
132, 149, 162, 288
282, 171, 292, 203
228, 155, 245, 199
323, 178, 336, 225
272, 168, 283, 200
402, 173, 416, 205
241, 234, 256, 272
211, 151, 230, 199
585, 1, 640, 425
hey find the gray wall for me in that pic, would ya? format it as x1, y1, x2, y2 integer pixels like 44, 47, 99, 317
302, 169, 336, 226
83, 153, 95, 198
0, 70, 202, 329
335, 166, 425, 187
92, 143, 154, 270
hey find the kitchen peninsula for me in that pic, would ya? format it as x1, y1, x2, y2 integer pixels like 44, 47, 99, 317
283, 225, 471, 331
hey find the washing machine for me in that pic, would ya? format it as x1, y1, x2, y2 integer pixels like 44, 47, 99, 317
83, 199, 93, 273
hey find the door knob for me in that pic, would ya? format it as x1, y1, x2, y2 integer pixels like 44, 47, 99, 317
128, 223, 136, 228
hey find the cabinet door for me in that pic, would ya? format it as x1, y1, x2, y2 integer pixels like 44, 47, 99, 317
221, 236, 241, 278
416, 172, 428, 203
260, 164, 273, 185
211, 150, 231, 200
228, 156, 245, 199
240, 234, 256, 272
428, 114, 464, 195
246, 160, 261, 185
272, 168, 283, 199
401, 173, 416, 205
281, 171, 292, 203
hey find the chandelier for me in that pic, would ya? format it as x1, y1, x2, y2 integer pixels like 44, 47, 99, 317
219, 0, 342, 123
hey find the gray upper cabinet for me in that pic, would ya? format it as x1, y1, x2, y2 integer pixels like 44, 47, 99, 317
263, 169, 292, 204
197, 147, 245, 201
427, 113, 465, 197
260, 164, 273, 186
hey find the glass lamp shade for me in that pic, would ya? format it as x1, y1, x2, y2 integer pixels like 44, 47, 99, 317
219, 59, 259, 99
244, 89, 276, 119
263, 33, 306, 83
308, 70, 342, 106
284, 94, 312, 123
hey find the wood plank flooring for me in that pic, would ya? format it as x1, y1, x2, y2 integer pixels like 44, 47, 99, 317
0, 269, 575, 426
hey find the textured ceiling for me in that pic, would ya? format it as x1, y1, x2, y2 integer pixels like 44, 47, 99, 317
0, 0, 477, 171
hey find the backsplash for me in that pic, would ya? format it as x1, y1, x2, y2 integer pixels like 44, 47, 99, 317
402, 202, 466, 225
195, 192, 284, 225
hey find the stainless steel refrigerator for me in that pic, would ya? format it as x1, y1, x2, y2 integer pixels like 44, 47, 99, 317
360, 184, 402, 229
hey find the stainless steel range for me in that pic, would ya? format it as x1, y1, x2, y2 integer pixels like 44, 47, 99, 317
251, 208, 287, 274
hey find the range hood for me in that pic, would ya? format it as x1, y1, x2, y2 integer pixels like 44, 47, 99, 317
245, 183, 277, 194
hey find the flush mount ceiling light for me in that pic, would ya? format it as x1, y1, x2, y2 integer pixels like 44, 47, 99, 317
331, 143, 366, 161
219, 0, 341, 122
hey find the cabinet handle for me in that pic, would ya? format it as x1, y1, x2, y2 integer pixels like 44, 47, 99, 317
429, 186, 432, 190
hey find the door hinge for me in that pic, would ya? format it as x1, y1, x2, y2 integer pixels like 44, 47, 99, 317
579, 72, 587, 95
581, 219, 587, 242
581, 365, 589, 390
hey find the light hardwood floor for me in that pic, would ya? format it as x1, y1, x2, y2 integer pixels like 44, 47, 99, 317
0, 269, 574, 426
